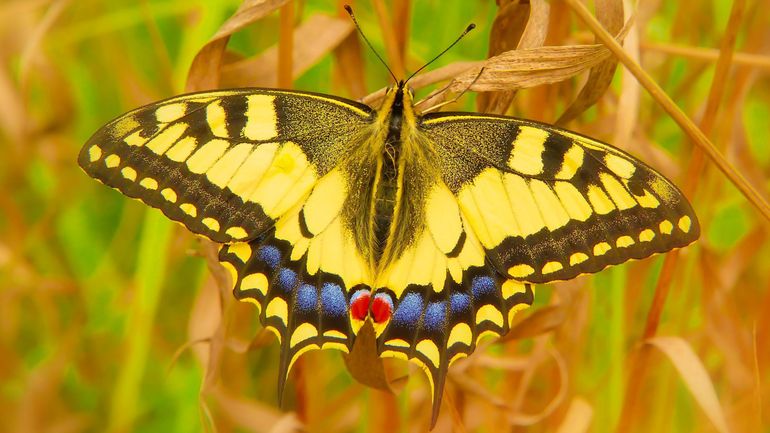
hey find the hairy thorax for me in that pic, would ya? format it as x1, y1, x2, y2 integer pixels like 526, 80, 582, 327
342, 85, 436, 275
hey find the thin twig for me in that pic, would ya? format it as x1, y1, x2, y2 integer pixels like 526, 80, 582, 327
641, 41, 770, 72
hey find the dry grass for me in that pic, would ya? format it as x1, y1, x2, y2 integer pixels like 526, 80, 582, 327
1, 1, 769, 432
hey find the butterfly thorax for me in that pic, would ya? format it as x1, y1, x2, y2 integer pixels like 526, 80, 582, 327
357, 81, 429, 274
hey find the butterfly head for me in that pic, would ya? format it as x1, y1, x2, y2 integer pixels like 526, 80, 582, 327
377, 80, 417, 124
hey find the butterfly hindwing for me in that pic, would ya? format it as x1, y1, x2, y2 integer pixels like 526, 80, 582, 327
78, 89, 374, 243
218, 164, 375, 397
375, 243, 534, 423
420, 113, 700, 284
219, 232, 366, 399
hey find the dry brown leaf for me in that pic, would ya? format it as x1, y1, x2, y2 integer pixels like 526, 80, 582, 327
554, 397, 593, 433
451, 44, 613, 93
516, 0, 549, 50
190, 242, 237, 395
221, 14, 354, 88
507, 347, 568, 426
186, 275, 221, 379
646, 336, 732, 433
481, 0, 550, 114
186, 0, 291, 91
412, 42, 613, 111
488, 0, 531, 56
556, 0, 623, 124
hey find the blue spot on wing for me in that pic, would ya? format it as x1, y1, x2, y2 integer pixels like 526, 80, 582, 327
296, 284, 317, 311
258, 245, 281, 268
321, 283, 347, 317
471, 276, 495, 298
392, 293, 423, 326
423, 302, 446, 331
450, 293, 470, 313
277, 268, 298, 292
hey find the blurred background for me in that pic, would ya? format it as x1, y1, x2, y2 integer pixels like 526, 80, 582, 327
0, 0, 768, 432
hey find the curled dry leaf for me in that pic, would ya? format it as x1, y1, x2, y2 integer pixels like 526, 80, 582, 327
508, 347, 569, 426
646, 336, 731, 433
450, 44, 613, 93
187, 276, 226, 393
556, 0, 624, 125
450, 346, 568, 427
480, 0, 550, 114
186, 0, 291, 91
221, 14, 354, 88
477, 0, 533, 115
412, 42, 614, 112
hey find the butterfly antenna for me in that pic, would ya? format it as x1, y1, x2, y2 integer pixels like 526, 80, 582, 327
344, 5, 398, 83
405, 23, 476, 84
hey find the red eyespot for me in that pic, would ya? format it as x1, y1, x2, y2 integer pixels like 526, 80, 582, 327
371, 295, 393, 323
350, 292, 371, 321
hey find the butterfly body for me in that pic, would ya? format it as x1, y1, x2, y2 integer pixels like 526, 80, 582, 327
79, 78, 698, 425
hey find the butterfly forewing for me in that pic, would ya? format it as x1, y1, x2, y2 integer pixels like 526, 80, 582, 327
420, 113, 700, 284
78, 89, 374, 243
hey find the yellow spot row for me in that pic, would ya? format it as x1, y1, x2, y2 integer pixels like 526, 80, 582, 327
505, 215, 693, 279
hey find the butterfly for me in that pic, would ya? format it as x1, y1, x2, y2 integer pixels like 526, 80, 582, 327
77, 11, 699, 427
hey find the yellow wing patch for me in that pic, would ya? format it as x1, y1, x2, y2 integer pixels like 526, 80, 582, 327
378, 212, 485, 297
